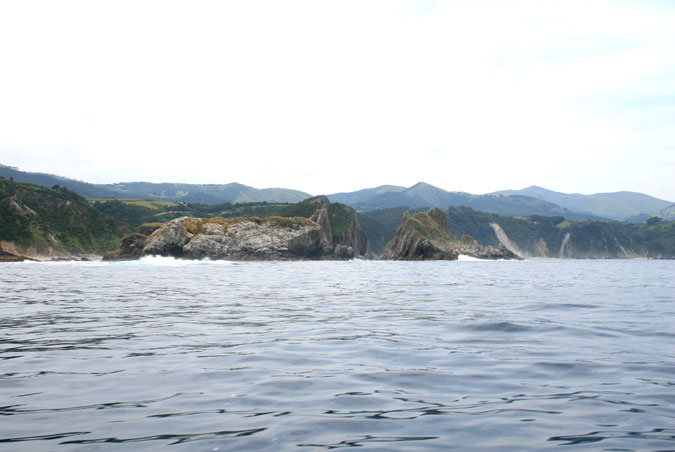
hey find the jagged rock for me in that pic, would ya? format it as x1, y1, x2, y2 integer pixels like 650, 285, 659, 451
144, 216, 324, 260
103, 223, 164, 261
382, 208, 520, 260
0, 249, 26, 262
103, 232, 149, 261
105, 197, 371, 261
382, 209, 459, 260
280, 196, 371, 259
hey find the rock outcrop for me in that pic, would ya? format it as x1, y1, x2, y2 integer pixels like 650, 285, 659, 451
305, 196, 371, 259
105, 197, 371, 261
382, 208, 520, 260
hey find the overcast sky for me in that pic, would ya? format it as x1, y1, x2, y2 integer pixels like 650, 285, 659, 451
1, 0, 673, 200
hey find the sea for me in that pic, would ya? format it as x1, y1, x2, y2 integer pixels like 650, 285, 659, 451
1, 258, 674, 451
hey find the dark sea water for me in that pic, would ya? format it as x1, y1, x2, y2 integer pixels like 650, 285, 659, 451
1, 258, 674, 451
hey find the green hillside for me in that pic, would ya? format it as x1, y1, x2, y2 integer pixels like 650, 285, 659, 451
360, 205, 675, 258
92, 198, 290, 228
445, 207, 675, 258
0, 179, 129, 258
276, 196, 356, 234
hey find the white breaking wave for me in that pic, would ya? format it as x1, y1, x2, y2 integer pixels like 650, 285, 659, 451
457, 254, 485, 261
136, 255, 233, 266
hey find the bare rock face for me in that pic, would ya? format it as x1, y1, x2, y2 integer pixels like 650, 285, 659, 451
141, 216, 325, 260
303, 196, 371, 259
105, 197, 371, 261
383, 208, 520, 260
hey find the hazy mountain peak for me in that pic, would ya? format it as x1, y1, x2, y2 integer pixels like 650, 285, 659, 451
491, 185, 673, 220
409, 181, 439, 190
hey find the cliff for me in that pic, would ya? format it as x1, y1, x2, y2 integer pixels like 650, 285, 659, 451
0, 179, 128, 260
105, 197, 371, 261
382, 208, 519, 260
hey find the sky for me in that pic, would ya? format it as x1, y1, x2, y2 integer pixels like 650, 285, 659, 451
0, 0, 674, 200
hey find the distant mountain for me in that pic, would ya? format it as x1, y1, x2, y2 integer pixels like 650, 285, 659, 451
329, 182, 608, 220
0, 164, 120, 199
5, 164, 670, 222
0, 165, 311, 204
98, 181, 310, 204
658, 204, 675, 220
491, 185, 673, 221
328, 185, 406, 205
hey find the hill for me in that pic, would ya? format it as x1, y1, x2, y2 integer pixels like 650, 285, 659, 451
330, 182, 607, 220
491, 185, 673, 221
445, 207, 674, 259
327, 185, 407, 205
0, 164, 311, 204
0, 179, 129, 260
100, 181, 310, 204
91, 198, 290, 228
359, 205, 675, 259
6, 164, 668, 222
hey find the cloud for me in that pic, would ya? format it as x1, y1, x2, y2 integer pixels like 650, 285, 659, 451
0, 0, 673, 199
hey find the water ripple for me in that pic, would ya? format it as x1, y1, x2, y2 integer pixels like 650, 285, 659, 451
60, 428, 267, 445
0, 259, 673, 451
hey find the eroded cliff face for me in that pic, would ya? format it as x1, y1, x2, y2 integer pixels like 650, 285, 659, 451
382, 208, 520, 260
308, 196, 371, 259
105, 197, 372, 261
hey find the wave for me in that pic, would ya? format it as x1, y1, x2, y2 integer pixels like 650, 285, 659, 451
135, 255, 233, 266
457, 255, 484, 261
7, 258, 103, 265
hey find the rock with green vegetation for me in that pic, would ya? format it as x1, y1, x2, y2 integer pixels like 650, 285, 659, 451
277, 196, 371, 259
382, 207, 518, 260
103, 222, 164, 261
0, 179, 129, 260
357, 206, 410, 256
106, 196, 371, 260
382, 209, 459, 260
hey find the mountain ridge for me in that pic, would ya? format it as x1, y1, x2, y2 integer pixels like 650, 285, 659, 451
491, 185, 673, 221
0, 165, 311, 204
326, 182, 611, 221
3, 164, 673, 223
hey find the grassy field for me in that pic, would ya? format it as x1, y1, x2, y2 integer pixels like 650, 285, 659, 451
90, 198, 181, 210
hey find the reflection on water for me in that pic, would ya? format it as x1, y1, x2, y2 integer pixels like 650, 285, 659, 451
1, 259, 674, 451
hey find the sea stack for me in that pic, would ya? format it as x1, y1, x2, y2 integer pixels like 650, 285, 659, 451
382, 207, 520, 260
